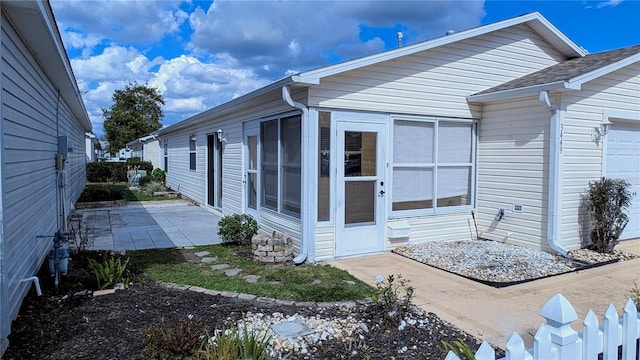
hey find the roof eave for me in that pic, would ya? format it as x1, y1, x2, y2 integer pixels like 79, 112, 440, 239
467, 81, 577, 103
568, 53, 640, 88
3, 1, 92, 131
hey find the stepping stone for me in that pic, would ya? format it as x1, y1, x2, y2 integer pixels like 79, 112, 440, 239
268, 281, 281, 285
195, 251, 210, 257
212, 264, 230, 270
244, 275, 260, 283
312, 279, 322, 285
272, 320, 314, 338
201, 257, 218, 264
225, 268, 242, 277
343, 280, 356, 286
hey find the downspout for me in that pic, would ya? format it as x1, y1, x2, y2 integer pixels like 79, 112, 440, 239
282, 86, 310, 264
539, 91, 568, 256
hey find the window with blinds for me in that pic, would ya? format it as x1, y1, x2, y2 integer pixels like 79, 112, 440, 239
392, 119, 474, 213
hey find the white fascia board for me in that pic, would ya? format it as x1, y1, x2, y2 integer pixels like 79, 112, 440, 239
567, 53, 640, 88
467, 81, 574, 103
297, 12, 585, 83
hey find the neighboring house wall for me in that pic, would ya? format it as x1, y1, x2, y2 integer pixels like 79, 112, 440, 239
0, 3, 91, 355
476, 97, 551, 251
144, 139, 161, 170
560, 62, 640, 247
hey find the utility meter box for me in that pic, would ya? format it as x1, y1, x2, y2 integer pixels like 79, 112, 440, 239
58, 136, 68, 160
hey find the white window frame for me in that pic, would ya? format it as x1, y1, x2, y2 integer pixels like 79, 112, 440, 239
390, 115, 477, 217
189, 134, 197, 171
163, 140, 169, 173
260, 113, 302, 219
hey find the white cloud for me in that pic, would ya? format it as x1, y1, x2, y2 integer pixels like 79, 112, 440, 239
596, 0, 624, 8
51, 0, 187, 46
188, 0, 485, 76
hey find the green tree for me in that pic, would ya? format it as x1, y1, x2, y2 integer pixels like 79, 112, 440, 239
102, 82, 164, 154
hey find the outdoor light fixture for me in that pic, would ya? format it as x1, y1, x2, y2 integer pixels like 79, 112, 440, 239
190, 135, 197, 142
216, 128, 227, 143
600, 120, 611, 136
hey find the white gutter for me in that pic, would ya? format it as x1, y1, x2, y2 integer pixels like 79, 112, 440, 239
539, 91, 569, 256
282, 86, 310, 264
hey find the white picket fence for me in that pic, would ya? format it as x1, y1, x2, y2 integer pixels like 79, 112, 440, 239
445, 293, 640, 360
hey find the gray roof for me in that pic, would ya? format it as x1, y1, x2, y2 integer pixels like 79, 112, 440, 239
474, 44, 640, 96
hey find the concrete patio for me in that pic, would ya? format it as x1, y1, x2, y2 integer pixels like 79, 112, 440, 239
78, 200, 222, 251
331, 239, 640, 349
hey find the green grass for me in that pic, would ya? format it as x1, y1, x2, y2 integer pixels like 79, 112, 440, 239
128, 244, 373, 302
82, 183, 175, 202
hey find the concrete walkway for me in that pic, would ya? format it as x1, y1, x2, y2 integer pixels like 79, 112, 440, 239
331, 239, 640, 349
79, 200, 222, 251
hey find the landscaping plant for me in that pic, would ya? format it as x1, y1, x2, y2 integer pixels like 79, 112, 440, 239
587, 177, 633, 253
629, 281, 640, 309
143, 315, 206, 360
85, 255, 131, 290
372, 274, 415, 325
442, 338, 476, 360
145, 181, 166, 194
199, 325, 272, 360
152, 168, 166, 184
217, 214, 259, 245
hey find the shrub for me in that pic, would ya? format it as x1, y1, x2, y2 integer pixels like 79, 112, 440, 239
145, 181, 166, 194
87, 162, 127, 182
143, 315, 206, 360
139, 175, 152, 186
84, 255, 131, 290
372, 274, 415, 325
78, 184, 124, 202
217, 214, 259, 245
199, 326, 272, 360
152, 168, 166, 183
587, 177, 633, 253
126, 157, 153, 173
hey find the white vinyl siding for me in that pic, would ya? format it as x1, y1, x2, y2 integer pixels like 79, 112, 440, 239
309, 24, 566, 119
1, 10, 89, 352
386, 213, 475, 250
560, 62, 640, 247
476, 97, 550, 250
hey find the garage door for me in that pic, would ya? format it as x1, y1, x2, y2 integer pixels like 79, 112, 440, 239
605, 123, 640, 240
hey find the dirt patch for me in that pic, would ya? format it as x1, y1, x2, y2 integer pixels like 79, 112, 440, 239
4, 253, 493, 359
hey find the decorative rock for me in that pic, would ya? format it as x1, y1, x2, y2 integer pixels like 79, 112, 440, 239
211, 264, 230, 270
224, 268, 242, 276
342, 280, 356, 286
244, 275, 260, 283
251, 232, 294, 263
194, 251, 210, 257
311, 279, 322, 285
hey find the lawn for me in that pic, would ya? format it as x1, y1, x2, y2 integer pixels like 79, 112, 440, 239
128, 244, 373, 302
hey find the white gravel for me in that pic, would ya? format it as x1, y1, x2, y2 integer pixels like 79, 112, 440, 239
394, 240, 577, 283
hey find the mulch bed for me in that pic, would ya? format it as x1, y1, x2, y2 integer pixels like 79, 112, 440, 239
4, 253, 492, 360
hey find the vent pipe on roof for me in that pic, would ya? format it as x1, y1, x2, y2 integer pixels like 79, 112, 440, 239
396, 32, 403, 48
445, 30, 456, 36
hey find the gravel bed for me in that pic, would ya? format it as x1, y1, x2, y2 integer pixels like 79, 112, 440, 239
393, 240, 638, 284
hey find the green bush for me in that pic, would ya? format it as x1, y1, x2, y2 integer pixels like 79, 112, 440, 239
152, 168, 166, 183
217, 214, 259, 245
78, 184, 124, 202
145, 181, 166, 194
587, 177, 633, 253
139, 175, 152, 186
87, 162, 127, 182
199, 326, 272, 360
84, 255, 131, 290
143, 315, 206, 360
126, 157, 153, 173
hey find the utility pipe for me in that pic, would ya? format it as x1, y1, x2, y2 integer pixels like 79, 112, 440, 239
282, 86, 310, 264
21, 276, 42, 297
539, 91, 569, 256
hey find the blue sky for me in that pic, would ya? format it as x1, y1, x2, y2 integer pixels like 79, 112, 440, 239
49, 0, 640, 137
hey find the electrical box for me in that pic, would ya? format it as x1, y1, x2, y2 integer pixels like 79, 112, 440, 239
58, 136, 68, 160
